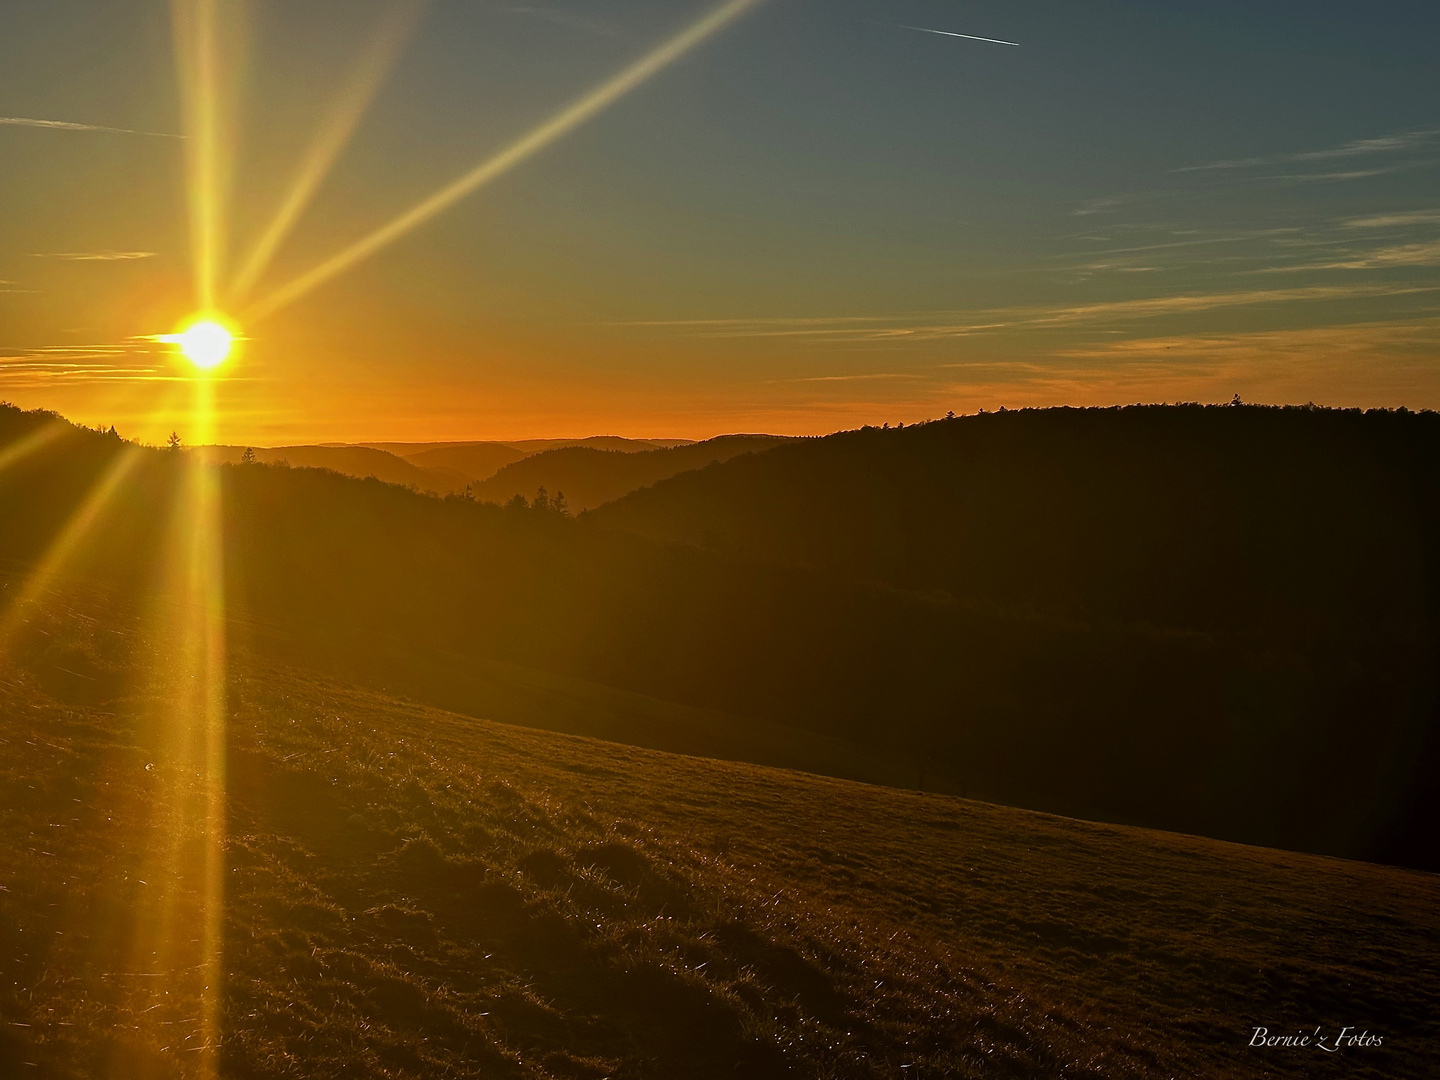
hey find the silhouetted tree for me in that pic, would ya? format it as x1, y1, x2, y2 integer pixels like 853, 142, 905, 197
505, 493, 528, 511
167, 432, 182, 452
550, 490, 569, 516
241, 446, 257, 465
534, 486, 550, 512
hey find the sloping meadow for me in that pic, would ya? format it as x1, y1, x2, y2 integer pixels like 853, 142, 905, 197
1, 596, 1436, 1078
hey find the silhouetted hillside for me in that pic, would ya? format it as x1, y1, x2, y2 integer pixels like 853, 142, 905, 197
592, 405, 1440, 635
470, 435, 791, 511
389, 442, 527, 481
215, 437, 695, 493
2, 402, 1437, 872
198, 444, 470, 493
503, 436, 689, 454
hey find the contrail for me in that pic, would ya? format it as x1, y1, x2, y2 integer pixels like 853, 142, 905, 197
247, 0, 766, 323
896, 25, 1019, 48
0, 116, 183, 138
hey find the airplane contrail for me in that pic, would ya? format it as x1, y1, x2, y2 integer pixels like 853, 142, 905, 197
0, 116, 183, 137
896, 25, 1019, 47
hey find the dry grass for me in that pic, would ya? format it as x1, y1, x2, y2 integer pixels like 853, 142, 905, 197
1, 597, 1436, 1078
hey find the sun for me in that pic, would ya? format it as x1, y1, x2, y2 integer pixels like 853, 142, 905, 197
170, 317, 236, 370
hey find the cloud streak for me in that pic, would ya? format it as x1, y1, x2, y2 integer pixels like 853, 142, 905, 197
0, 339, 201, 385
622, 283, 1440, 343
0, 116, 183, 138
1344, 209, 1440, 229
781, 372, 928, 383
30, 251, 158, 261
1270, 238, 1440, 272
1177, 128, 1440, 173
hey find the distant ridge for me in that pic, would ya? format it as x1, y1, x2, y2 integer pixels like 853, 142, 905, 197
470, 434, 792, 511
195, 444, 472, 494
201, 435, 704, 492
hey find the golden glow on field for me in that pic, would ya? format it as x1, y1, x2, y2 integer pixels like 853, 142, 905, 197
168, 317, 236, 370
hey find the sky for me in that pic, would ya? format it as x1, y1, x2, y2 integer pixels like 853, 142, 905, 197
1, 0, 1438, 444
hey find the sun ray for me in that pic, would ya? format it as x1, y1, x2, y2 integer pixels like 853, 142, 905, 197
0, 447, 145, 654
0, 416, 69, 476
172, 0, 242, 309
149, 377, 228, 1080
99, 380, 229, 1079
228, 0, 428, 305
245, 0, 766, 324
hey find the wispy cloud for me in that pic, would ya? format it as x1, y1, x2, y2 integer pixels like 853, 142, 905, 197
1269, 238, 1440, 272
0, 116, 183, 138
1176, 128, 1440, 173
623, 283, 1438, 343
1073, 195, 1147, 217
921, 319, 1440, 413
1245, 167, 1400, 185
781, 372, 928, 383
1061, 191, 1440, 284
1050, 318, 1440, 364
0, 341, 185, 385
29, 251, 158, 261
1343, 209, 1440, 229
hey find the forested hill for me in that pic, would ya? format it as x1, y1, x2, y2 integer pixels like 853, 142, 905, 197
590, 404, 1440, 639
469, 435, 791, 511
1, 402, 1437, 872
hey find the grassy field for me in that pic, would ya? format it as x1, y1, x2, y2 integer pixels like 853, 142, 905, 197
2, 595, 1437, 1078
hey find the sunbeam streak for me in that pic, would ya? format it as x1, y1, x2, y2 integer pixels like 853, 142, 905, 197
228, 0, 428, 305
173, 0, 240, 310
0, 417, 68, 475
0, 447, 144, 654
107, 380, 229, 1080
153, 379, 228, 1080
245, 0, 766, 324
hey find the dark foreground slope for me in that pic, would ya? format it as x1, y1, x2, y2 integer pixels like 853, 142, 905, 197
2, 598, 1436, 1078
1, 403, 1437, 871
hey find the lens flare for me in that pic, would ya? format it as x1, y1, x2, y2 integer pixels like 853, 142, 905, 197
228, 0, 428, 305
247, 0, 765, 323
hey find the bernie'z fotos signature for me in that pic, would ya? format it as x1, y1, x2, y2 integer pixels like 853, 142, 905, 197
1249, 1026, 1383, 1052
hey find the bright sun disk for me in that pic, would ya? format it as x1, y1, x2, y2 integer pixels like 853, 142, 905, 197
173, 318, 235, 369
